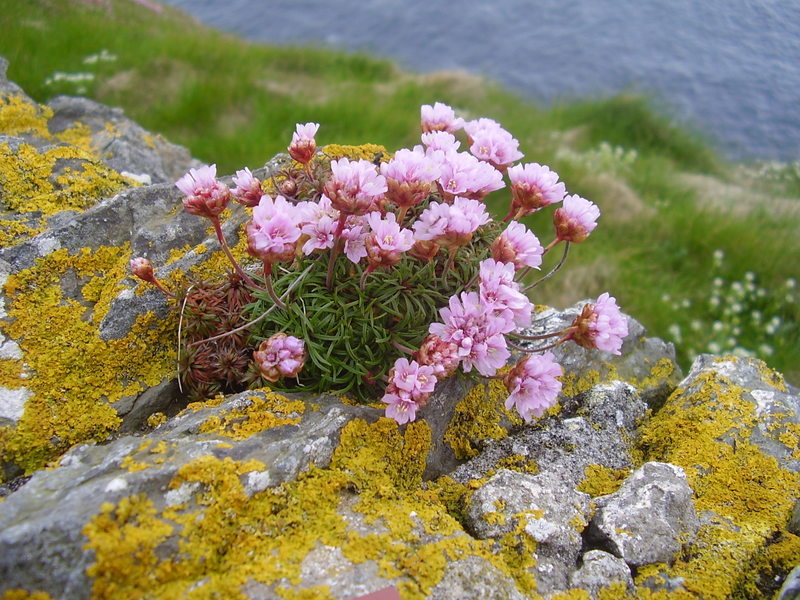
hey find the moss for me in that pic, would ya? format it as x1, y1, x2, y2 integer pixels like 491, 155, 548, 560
197, 390, 305, 440
634, 362, 800, 599
577, 464, 630, 498
0, 246, 175, 475
444, 377, 521, 459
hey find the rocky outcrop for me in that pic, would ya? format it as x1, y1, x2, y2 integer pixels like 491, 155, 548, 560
0, 59, 798, 600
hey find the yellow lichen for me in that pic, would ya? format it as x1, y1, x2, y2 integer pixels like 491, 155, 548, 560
633, 364, 800, 599
320, 143, 390, 163
0, 246, 175, 475
146, 412, 167, 428
1, 592, 53, 600
577, 464, 630, 498
197, 391, 305, 440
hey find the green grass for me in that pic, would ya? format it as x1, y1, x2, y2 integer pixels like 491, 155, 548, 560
1, 0, 797, 382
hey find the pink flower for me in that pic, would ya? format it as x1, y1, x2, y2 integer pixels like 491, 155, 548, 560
288, 122, 319, 164
246, 195, 302, 263
300, 196, 339, 254
412, 197, 490, 250
429, 292, 513, 376
324, 158, 387, 215
380, 148, 440, 209
415, 334, 461, 379
388, 358, 437, 402
382, 392, 419, 425
507, 163, 566, 218
569, 293, 628, 354
420, 102, 464, 133
464, 118, 523, 170
175, 164, 231, 218
341, 218, 369, 264
437, 152, 505, 200
553, 194, 600, 243
503, 352, 563, 422
478, 259, 532, 329
254, 333, 306, 382
420, 131, 461, 153
365, 212, 414, 268
491, 221, 544, 270
231, 167, 263, 207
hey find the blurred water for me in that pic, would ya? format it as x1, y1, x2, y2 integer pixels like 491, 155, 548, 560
162, 0, 800, 161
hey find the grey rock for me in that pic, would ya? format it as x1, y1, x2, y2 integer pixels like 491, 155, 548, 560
789, 500, 800, 536
0, 389, 380, 599
569, 550, 634, 599
428, 556, 528, 600
47, 95, 200, 184
778, 564, 800, 600
588, 462, 699, 567
465, 468, 590, 595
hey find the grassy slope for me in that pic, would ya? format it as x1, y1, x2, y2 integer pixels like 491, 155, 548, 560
1, 0, 797, 381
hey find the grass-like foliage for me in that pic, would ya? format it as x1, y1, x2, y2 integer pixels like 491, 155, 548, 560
248, 222, 497, 400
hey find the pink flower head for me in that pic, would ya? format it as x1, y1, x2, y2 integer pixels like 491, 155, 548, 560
288, 122, 320, 164
129, 257, 155, 283
300, 195, 339, 254
465, 118, 524, 170
437, 151, 505, 200
491, 221, 544, 270
380, 148, 440, 209
553, 194, 600, 243
507, 163, 566, 218
382, 392, 419, 425
365, 212, 414, 268
412, 197, 490, 250
176, 164, 231, 218
429, 291, 513, 376
415, 334, 461, 379
569, 293, 628, 355
324, 158, 387, 216
254, 333, 306, 382
420, 131, 461, 154
246, 195, 302, 263
231, 167, 263, 207
387, 358, 437, 402
503, 352, 563, 422
341, 217, 369, 264
478, 259, 532, 328
420, 102, 465, 133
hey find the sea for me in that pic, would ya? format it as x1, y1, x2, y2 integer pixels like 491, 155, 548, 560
160, 0, 800, 162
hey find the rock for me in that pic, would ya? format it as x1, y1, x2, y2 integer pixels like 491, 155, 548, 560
428, 556, 528, 600
465, 469, 591, 595
568, 550, 634, 599
778, 565, 800, 600
587, 462, 699, 567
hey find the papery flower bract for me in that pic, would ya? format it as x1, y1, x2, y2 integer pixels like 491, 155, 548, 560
507, 162, 566, 218
408, 239, 440, 262
380, 148, 440, 209
429, 291, 513, 376
503, 352, 563, 422
288, 122, 319, 165
553, 194, 600, 243
176, 164, 231, 218
388, 358, 437, 402
491, 221, 544, 270
413, 197, 489, 250
415, 334, 461, 379
382, 392, 419, 425
365, 212, 414, 268
420, 102, 464, 133
569, 293, 628, 355
324, 158, 387, 216
231, 167, 263, 207
465, 118, 523, 170
254, 333, 306, 382
478, 259, 532, 328
437, 151, 505, 200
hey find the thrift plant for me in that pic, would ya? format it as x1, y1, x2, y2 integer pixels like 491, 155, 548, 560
132, 102, 628, 423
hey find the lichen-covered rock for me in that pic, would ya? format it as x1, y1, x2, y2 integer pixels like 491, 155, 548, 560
465, 469, 591, 595
568, 550, 634, 599
428, 556, 528, 600
587, 461, 699, 567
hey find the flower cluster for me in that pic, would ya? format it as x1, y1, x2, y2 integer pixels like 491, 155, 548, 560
133, 103, 627, 424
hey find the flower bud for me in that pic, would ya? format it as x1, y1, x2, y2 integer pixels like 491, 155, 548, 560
176, 165, 231, 219
129, 257, 155, 283
288, 122, 319, 165
415, 334, 460, 379
231, 167, 263, 207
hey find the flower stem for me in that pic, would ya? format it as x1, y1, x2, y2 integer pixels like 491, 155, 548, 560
523, 242, 569, 292
509, 327, 571, 341
263, 262, 287, 310
507, 335, 569, 354
210, 216, 259, 288
326, 213, 348, 290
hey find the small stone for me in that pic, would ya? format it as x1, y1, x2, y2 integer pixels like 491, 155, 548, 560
569, 550, 634, 599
